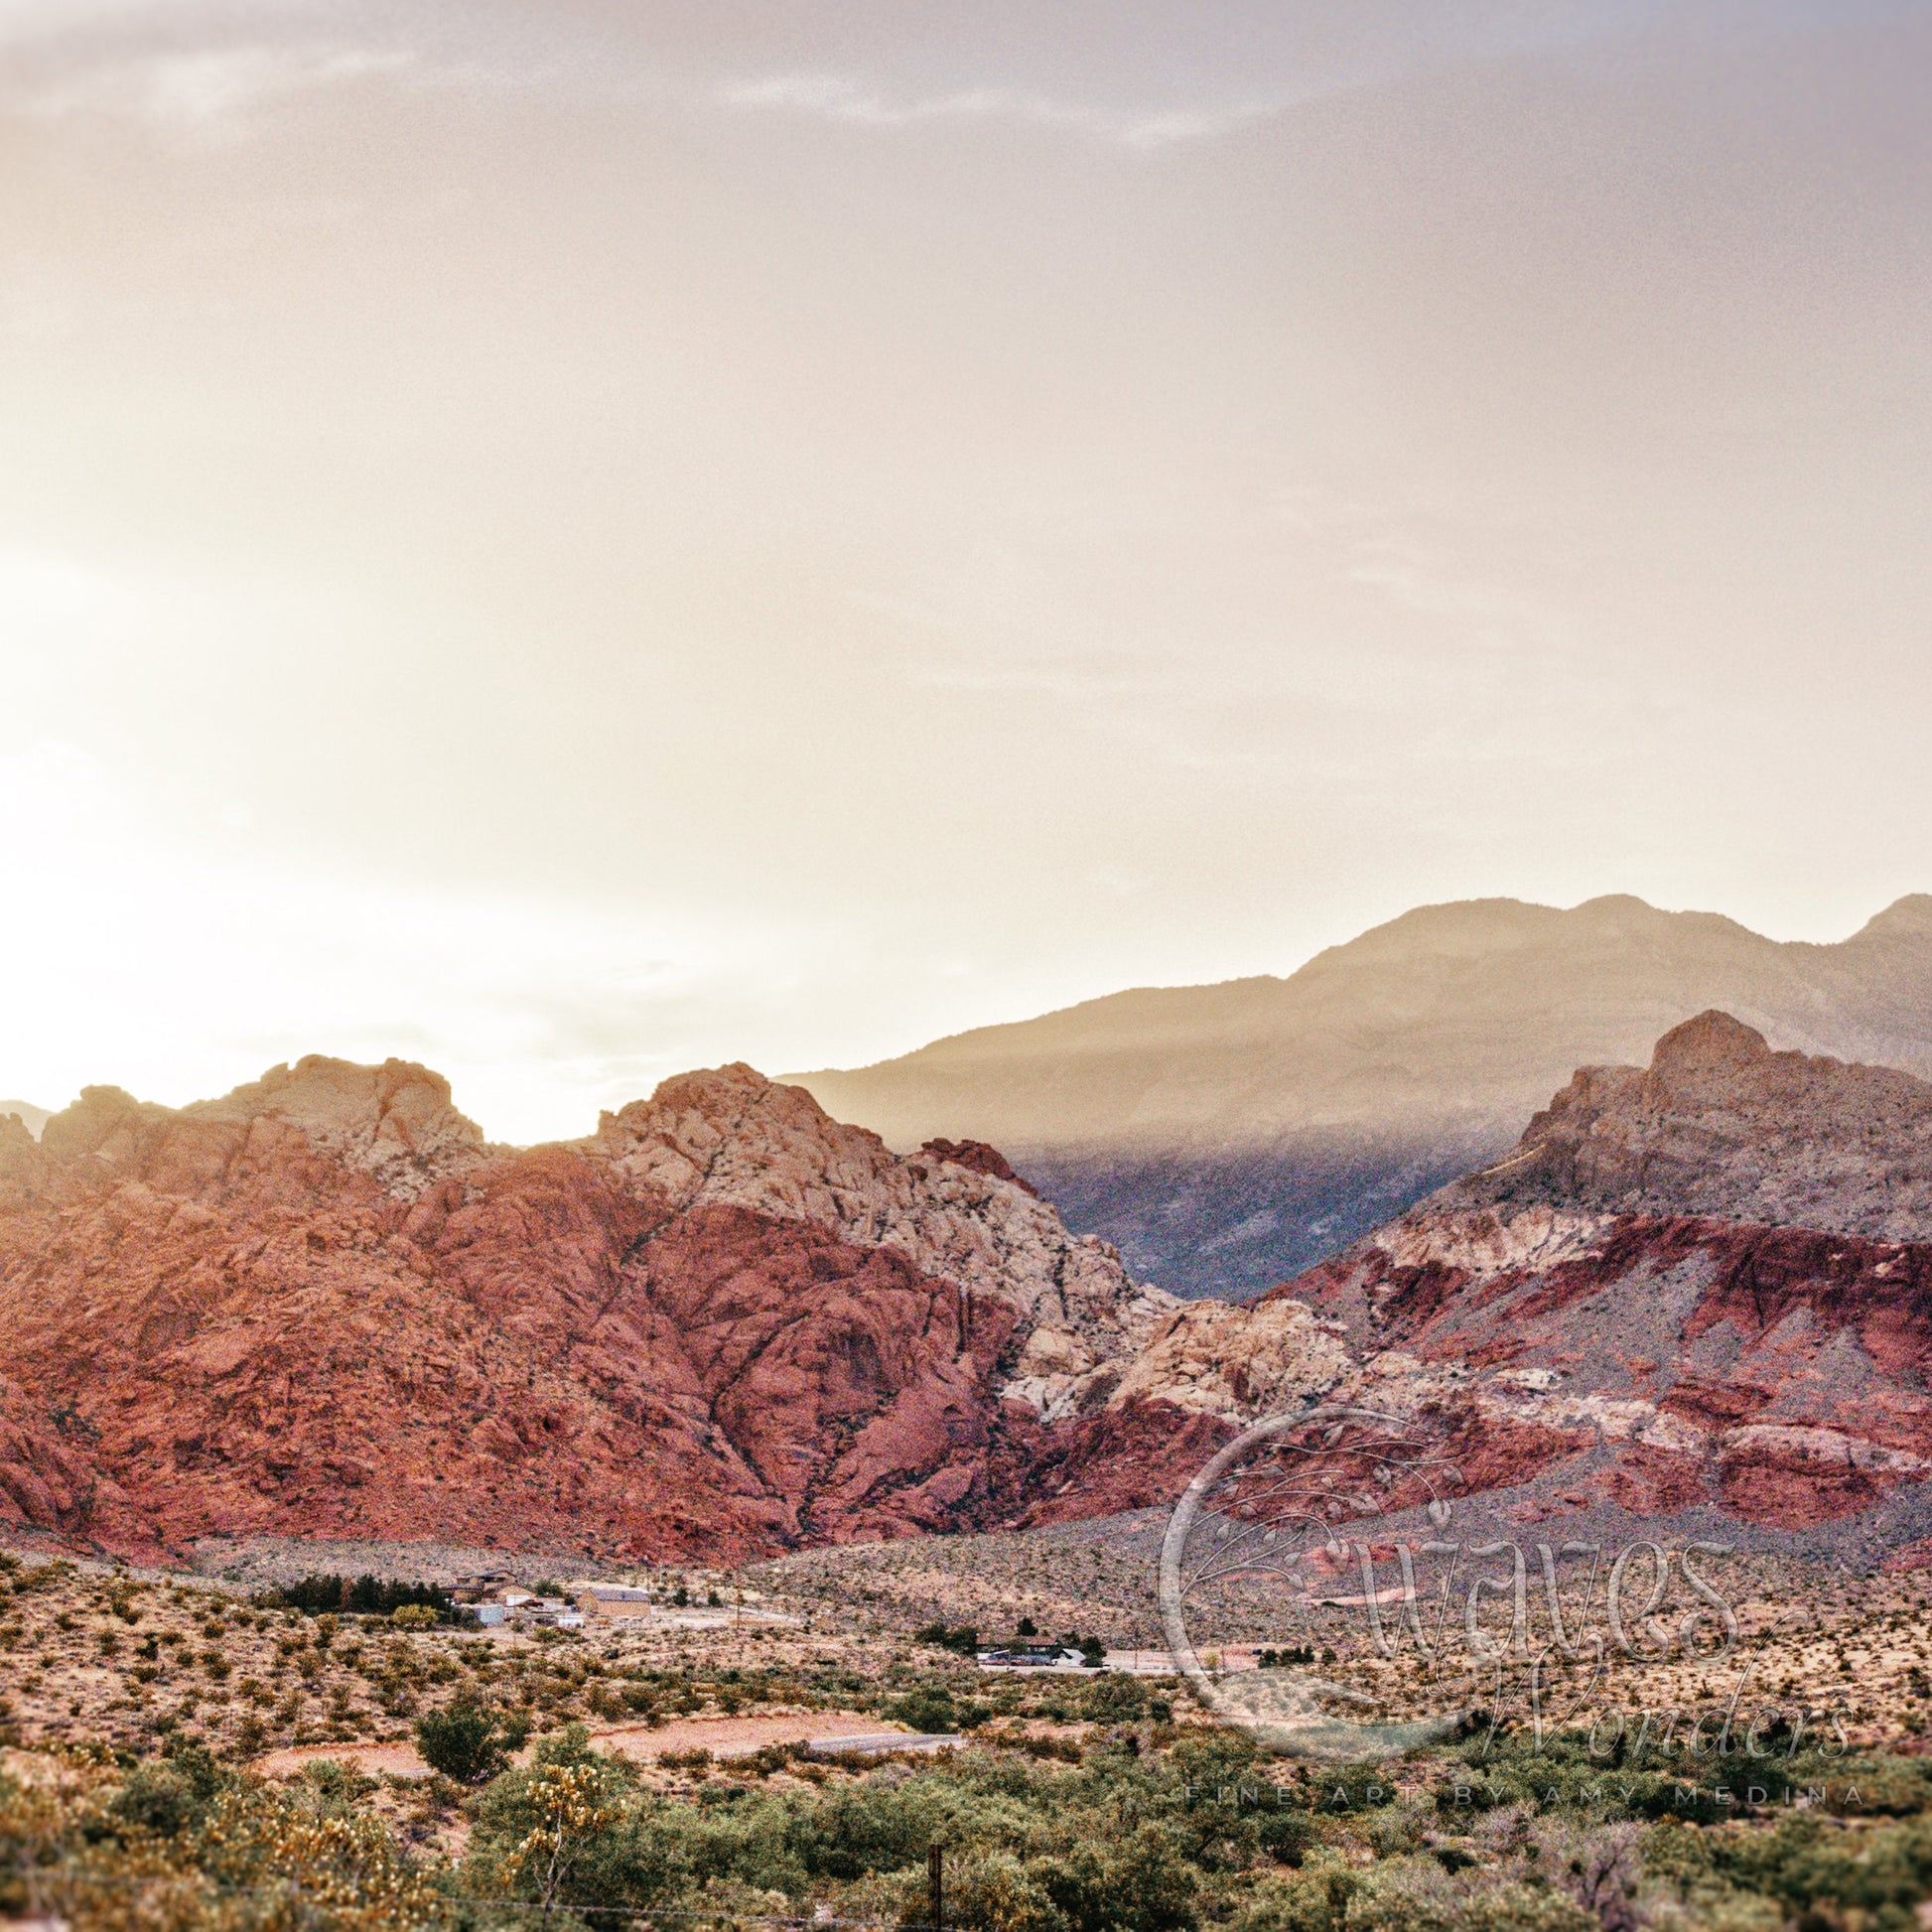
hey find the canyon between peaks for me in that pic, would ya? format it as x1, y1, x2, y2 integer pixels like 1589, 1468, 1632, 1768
5, 1006, 1932, 1573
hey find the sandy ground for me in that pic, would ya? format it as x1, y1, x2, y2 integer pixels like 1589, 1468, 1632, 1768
591, 1710, 892, 1761
251, 1709, 898, 1781
253, 1740, 437, 1780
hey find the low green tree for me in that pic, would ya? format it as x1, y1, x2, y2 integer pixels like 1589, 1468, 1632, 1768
414, 1693, 527, 1783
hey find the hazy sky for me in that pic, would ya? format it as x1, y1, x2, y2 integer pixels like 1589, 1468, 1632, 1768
3, 0, 1930, 1140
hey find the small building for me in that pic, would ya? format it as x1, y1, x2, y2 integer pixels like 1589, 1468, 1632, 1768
450, 1570, 514, 1604
576, 1584, 657, 1623
976, 1644, 1089, 1670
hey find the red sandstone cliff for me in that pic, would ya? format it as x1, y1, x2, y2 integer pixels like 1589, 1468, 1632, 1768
1264, 1013, 1932, 1540
0, 1058, 1177, 1562
7, 1015, 1932, 1565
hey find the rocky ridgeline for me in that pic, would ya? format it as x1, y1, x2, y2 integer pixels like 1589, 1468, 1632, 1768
590, 1063, 1180, 1415
1472, 1007, 1932, 1239
0, 1058, 1220, 1563
6, 1015, 1932, 1566
1273, 1013, 1932, 1541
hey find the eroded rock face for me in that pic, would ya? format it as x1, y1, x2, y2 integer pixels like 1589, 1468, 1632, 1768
592, 1065, 1177, 1409
919, 1140, 1039, 1195
0, 1376, 113, 1539
13, 1012, 1932, 1565
1266, 1016, 1932, 1535
187, 1057, 490, 1196
1102, 1298, 1351, 1421
0, 1061, 1185, 1561
1480, 1010, 1932, 1240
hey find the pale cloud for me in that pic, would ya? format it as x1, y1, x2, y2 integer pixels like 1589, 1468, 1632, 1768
716, 71, 1274, 150
15, 40, 415, 133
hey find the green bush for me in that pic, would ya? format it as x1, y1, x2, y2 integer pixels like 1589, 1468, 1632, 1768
1344, 1859, 1595, 1932
918, 1849, 1067, 1932
915, 1623, 982, 1656
413, 1693, 527, 1783
890, 1684, 964, 1734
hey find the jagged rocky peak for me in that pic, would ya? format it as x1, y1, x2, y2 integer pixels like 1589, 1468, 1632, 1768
187, 1055, 489, 1192
1649, 1005, 1776, 1078
29, 1056, 489, 1199
1472, 1011, 1932, 1240
0, 1100, 49, 1141
593, 1061, 1178, 1397
38, 1085, 170, 1165
594, 1060, 904, 1209
918, 1138, 1038, 1195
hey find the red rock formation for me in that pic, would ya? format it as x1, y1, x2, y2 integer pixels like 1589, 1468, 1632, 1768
919, 1140, 1038, 1196
1263, 1018, 1932, 1536
12, 1011, 1932, 1567
0, 1057, 1179, 1563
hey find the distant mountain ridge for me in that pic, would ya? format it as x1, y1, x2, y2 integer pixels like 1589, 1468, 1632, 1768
790, 894, 1932, 1296
0, 1102, 48, 1141
1270, 1011, 1932, 1554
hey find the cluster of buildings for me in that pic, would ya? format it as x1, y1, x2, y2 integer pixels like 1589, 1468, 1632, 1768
975, 1643, 1179, 1676
449, 1574, 587, 1629
975, 1642, 1094, 1670
447, 1575, 737, 1632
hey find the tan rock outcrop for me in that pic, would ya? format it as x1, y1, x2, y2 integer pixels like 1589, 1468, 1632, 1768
1103, 1298, 1350, 1420
593, 1064, 1177, 1406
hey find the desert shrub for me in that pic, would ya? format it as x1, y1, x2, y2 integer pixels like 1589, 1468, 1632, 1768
1073, 1673, 1169, 1725
1342, 1857, 1595, 1932
890, 1684, 966, 1734
467, 1728, 696, 1913
1228, 1863, 1360, 1932
0, 1745, 444, 1932
1035, 1825, 1200, 1932
621, 1683, 661, 1719
1699, 1809, 1932, 1923
915, 1848, 1067, 1932
13, 1560, 74, 1594
413, 1693, 527, 1783
105, 1755, 222, 1839
778, 1777, 949, 1880
302, 1759, 380, 1803
915, 1623, 982, 1656
1437, 1725, 1912, 1830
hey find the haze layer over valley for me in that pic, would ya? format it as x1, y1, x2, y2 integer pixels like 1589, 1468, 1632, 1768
794, 893, 1932, 1295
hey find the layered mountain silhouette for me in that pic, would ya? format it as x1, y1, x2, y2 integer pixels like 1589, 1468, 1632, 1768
1278, 1010, 1932, 1557
0, 1102, 48, 1140
4, 1019, 1932, 1567
792, 894, 1932, 1296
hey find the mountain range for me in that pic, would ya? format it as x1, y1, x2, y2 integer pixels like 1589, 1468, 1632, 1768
0, 1059, 1192, 1563
792, 894, 1932, 1296
4, 1012, 1932, 1570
